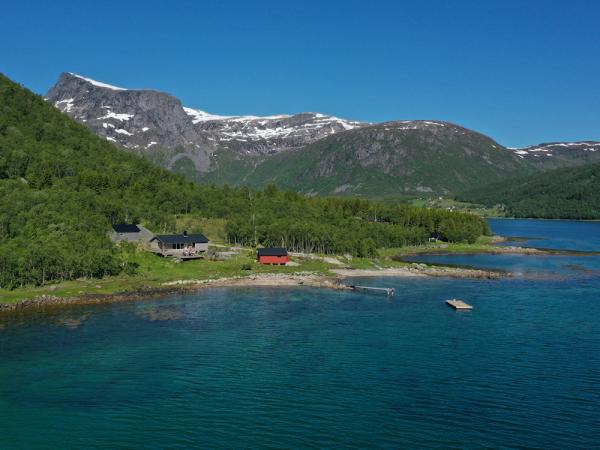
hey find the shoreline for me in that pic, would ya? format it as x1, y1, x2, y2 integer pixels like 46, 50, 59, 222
394, 245, 599, 258
0, 265, 507, 313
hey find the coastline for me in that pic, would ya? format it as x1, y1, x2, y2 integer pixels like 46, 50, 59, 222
0, 265, 507, 313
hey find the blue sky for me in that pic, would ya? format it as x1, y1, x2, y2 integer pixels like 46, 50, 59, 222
1, 0, 599, 147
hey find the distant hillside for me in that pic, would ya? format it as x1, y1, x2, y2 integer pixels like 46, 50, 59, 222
204, 121, 534, 197
512, 142, 600, 170
459, 162, 600, 219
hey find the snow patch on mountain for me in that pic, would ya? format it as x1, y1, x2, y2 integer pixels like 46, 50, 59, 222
183, 107, 232, 123
98, 112, 134, 121
68, 73, 127, 91
55, 98, 74, 112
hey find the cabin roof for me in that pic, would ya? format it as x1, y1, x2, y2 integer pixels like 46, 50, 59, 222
258, 247, 288, 257
112, 223, 141, 233
152, 234, 209, 244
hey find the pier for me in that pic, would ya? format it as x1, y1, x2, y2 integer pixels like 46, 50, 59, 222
446, 299, 473, 310
350, 285, 395, 296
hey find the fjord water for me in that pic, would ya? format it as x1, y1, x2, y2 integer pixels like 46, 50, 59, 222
405, 219, 600, 279
1, 220, 600, 448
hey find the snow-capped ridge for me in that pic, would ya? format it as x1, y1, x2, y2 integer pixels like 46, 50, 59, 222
183, 107, 233, 123
68, 73, 127, 91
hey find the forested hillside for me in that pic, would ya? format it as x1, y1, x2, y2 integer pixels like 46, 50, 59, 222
0, 73, 489, 288
458, 163, 600, 219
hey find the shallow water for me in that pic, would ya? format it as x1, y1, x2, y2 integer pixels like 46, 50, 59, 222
1, 219, 599, 448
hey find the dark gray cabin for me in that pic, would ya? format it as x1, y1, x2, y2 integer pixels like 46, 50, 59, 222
149, 232, 209, 259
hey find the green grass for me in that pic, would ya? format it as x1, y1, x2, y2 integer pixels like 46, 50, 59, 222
382, 236, 502, 257
344, 255, 410, 270
174, 216, 228, 243
408, 197, 506, 217
0, 250, 336, 305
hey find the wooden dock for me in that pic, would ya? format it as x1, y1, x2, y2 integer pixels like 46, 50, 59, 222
350, 285, 395, 296
446, 299, 473, 310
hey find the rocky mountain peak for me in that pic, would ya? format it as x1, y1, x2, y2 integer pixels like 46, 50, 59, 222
46, 73, 367, 171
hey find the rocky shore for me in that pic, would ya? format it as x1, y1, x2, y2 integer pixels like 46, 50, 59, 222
332, 265, 508, 279
0, 265, 509, 313
0, 273, 350, 313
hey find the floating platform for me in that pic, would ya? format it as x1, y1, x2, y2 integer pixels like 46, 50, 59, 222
446, 299, 473, 310
350, 285, 395, 296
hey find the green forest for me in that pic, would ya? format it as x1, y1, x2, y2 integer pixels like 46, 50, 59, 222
458, 162, 600, 219
0, 73, 489, 289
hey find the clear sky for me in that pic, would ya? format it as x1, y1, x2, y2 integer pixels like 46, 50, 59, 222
1, 0, 598, 147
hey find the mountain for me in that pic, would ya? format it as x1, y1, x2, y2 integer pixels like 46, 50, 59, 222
202, 120, 533, 197
458, 162, 600, 219
511, 141, 600, 170
47, 72, 364, 171
46, 72, 598, 198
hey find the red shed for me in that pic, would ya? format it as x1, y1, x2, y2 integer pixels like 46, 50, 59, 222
257, 247, 289, 265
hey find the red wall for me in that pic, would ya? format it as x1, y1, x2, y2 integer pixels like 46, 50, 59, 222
258, 255, 289, 265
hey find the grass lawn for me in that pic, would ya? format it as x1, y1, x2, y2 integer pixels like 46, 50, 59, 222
0, 250, 335, 305
379, 236, 502, 258
409, 197, 505, 217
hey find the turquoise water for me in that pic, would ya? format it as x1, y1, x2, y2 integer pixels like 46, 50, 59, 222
1, 220, 600, 448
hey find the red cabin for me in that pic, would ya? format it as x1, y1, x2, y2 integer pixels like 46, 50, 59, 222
257, 247, 289, 265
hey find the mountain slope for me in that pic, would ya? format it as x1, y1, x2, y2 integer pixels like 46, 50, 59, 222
512, 141, 600, 170
46, 73, 365, 171
47, 72, 600, 198
220, 121, 534, 196
0, 72, 210, 287
458, 162, 600, 219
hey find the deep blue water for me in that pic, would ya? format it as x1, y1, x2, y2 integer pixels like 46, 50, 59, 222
489, 218, 600, 252
405, 219, 600, 279
1, 219, 600, 448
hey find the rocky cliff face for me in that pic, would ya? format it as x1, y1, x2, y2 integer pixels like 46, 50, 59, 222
188, 109, 363, 155
47, 73, 365, 171
46, 72, 216, 170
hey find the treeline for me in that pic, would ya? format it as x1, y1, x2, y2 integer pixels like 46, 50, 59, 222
0, 73, 488, 288
224, 186, 489, 256
458, 162, 600, 219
